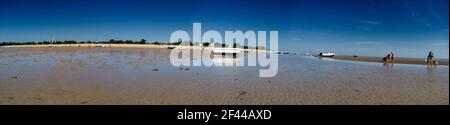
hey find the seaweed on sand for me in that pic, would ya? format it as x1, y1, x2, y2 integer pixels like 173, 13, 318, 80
236, 90, 248, 100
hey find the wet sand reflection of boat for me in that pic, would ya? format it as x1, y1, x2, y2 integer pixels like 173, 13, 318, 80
319, 52, 335, 57
212, 48, 241, 57
211, 55, 241, 65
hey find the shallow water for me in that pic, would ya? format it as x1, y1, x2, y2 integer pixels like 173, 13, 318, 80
0, 47, 448, 105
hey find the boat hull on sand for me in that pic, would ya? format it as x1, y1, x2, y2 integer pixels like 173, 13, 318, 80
319, 52, 335, 57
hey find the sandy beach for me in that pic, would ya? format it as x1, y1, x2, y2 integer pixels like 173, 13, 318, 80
0, 46, 448, 105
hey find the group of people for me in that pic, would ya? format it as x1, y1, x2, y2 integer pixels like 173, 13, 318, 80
382, 51, 438, 66
383, 52, 394, 63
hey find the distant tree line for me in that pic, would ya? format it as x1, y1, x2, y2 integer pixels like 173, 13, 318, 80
0, 38, 267, 50
0, 38, 151, 46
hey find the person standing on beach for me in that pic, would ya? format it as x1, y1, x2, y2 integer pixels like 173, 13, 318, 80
390, 52, 394, 63
387, 53, 391, 63
427, 51, 436, 65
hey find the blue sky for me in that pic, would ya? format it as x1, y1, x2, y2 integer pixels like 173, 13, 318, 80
0, 0, 448, 58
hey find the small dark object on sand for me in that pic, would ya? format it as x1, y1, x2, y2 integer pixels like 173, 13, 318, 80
237, 91, 247, 98
178, 67, 189, 71
357, 77, 367, 80
353, 55, 358, 57
33, 97, 43, 100
152, 68, 159, 71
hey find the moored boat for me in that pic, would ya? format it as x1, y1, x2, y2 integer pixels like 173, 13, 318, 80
319, 52, 335, 57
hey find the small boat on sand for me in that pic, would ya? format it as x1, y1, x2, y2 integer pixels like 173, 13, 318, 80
267, 50, 282, 54
319, 52, 335, 57
48, 39, 54, 47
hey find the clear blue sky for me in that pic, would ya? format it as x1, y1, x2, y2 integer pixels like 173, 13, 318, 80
0, 0, 448, 59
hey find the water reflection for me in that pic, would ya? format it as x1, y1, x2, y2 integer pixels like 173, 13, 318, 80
318, 57, 335, 61
383, 62, 394, 69
211, 55, 242, 66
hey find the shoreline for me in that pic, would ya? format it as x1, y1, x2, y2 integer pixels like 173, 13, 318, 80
0, 44, 166, 49
0, 44, 263, 52
1, 44, 448, 66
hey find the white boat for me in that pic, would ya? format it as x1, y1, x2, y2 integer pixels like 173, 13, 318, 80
267, 50, 282, 54
48, 37, 55, 47
319, 52, 335, 57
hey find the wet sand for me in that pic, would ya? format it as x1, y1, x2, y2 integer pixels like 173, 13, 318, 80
5, 45, 446, 65
0, 47, 448, 105
330, 56, 448, 66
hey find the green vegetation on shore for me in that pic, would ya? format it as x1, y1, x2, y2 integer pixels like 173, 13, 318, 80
0, 38, 267, 50
0, 39, 152, 46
